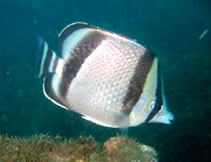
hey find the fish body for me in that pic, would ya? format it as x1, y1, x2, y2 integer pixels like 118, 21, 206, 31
37, 22, 174, 128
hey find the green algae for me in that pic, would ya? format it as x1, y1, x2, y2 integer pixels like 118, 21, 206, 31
0, 134, 157, 162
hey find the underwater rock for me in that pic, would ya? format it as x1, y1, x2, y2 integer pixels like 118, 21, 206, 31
0, 134, 157, 161
104, 136, 157, 162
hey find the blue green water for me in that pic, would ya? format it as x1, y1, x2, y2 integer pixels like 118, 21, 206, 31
0, 0, 210, 161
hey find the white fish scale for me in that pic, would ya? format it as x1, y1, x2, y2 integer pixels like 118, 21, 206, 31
66, 37, 142, 125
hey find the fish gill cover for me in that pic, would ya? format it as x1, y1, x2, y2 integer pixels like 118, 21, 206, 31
0, 0, 210, 161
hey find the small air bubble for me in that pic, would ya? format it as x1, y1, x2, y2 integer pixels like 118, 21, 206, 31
33, 19, 37, 24
18, 90, 25, 97
1, 114, 9, 122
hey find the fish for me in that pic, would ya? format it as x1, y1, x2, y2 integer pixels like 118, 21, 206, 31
37, 22, 174, 128
198, 28, 208, 40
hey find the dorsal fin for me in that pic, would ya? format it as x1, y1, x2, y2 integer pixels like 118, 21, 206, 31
59, 22, 96, 44
58, 22, 97, 58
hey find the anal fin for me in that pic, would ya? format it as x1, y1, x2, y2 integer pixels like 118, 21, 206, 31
43, 74, 69, 110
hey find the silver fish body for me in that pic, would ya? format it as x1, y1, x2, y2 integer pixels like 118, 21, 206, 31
37, 22, 174, 128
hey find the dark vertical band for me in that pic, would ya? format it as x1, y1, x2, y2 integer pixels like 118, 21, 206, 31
154, 61, 163, 107
59, 23, 96, 51
144, 61, 162, 123
122, 50, 155, 115
59, 31, 105, 97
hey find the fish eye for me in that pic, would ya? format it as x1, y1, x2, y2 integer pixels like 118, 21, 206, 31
149, 101, 155, 110
149, 101, 163, 112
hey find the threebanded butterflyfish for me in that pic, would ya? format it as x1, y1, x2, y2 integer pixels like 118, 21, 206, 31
37, 22, 174, 128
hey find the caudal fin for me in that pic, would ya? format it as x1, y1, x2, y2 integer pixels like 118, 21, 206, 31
37, 37, 60, 78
